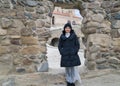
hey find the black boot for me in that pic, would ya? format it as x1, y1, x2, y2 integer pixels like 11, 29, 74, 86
67, 82, 71, 86
71, 83, 75, 86
67, 82, 75, 86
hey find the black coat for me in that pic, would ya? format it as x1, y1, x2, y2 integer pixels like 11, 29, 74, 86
58, 30, 81, 67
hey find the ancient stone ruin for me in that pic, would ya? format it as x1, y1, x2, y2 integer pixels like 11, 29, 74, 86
79, 0, 120, 70
53, 0, 120, 70
52, 0, 120, 70
0, 0, 54, 74
0, 0, 120, 76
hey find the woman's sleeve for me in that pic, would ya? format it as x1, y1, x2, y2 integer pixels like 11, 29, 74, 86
70, 35, 80, 55
75, 36, 80, 53
58, 37, 63, 55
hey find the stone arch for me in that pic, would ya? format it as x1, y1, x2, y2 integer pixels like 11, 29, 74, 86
50, 38, 59, 47
0, 0, 120, 75
54, 0, 120, 70
77, 0, 120, 70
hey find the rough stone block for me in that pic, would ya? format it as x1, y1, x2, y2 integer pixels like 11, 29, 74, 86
21, 36, 39, 45
21, 45, 44, 55
1, 18, 13, 29
87, 34, 111, 48
0, 27, 7, 36
0, 46, 8, 56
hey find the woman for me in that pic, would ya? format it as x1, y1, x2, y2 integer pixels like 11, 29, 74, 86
58, 23, 81, 86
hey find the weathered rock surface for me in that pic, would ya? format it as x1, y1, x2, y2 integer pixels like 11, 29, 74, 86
0, 0, 54, 74
80, 0, 120, 70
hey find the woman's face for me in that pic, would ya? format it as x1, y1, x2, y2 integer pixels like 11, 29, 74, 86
65, 27, 71, 33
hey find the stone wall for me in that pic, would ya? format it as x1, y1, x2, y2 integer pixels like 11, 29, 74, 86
79, 0, 120, 70
53, 0, 120, 70
0, 0, 120, 75
0, 0, 54, 74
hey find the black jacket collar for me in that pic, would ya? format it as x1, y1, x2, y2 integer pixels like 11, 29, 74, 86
61, 30, 76, 40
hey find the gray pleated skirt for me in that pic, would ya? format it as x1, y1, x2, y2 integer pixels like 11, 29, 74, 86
65, 66, 82, 84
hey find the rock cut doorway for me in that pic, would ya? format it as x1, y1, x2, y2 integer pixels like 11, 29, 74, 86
46, 7, 86, 74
